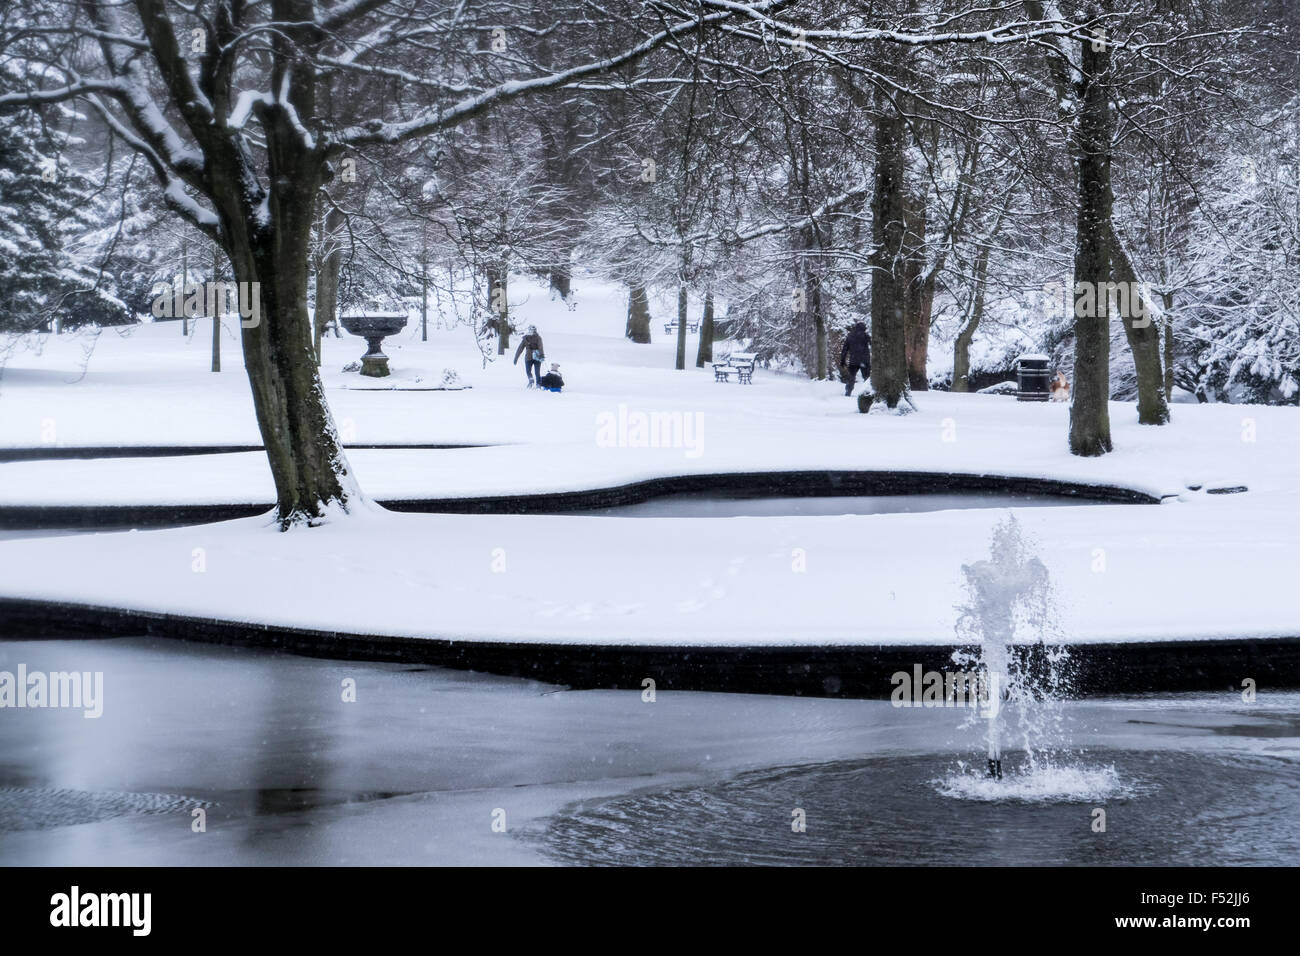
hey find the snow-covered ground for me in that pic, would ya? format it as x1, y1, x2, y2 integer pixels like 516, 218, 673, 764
0, 276, 1296, 646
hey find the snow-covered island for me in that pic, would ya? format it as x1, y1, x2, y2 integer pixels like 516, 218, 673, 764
0, 280, 1295, 656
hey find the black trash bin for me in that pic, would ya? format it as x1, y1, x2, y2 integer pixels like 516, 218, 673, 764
1016, 354, 1051, 402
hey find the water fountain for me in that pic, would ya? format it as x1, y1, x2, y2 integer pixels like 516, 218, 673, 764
954, 514, 1054, 780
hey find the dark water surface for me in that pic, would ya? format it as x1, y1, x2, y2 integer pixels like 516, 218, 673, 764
0, 492, 1107, 541
0, 637, 1294, 865
536, 749, 1299, 866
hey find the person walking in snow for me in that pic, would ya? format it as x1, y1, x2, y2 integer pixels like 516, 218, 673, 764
513, 325, 545, 387
839, 320, 871, 396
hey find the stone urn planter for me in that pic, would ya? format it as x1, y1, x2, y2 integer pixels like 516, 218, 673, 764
340, 312, 408, 377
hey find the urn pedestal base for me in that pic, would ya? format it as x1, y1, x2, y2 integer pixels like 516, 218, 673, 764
359, 336, 391, 377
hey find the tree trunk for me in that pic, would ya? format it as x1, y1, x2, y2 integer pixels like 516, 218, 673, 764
870, 101, 909, 408
626, 284, 652, 343
952, 243, 990, 392
487, 263, 510, 355
1108, 224, 1169, 424
420, 266, 428, 341
224, 199, 358, 526
181, 238, 189, 336
549, 260, 572, 301
811, 275, 827, 380
1162, 292, 1175, 401
675, 282, 688, 370
695, 291, 714, 367
162, 0, 363, 528
902, 187, 931, 390
1069, 40, 1114, 457
793, 237, 814, 375
205, 64, 359, 528
313, 205, 343, 367
793, 224, 828, 379
420, 232, 429, 342
211, 243, 221, 373
905, 272, 934, 391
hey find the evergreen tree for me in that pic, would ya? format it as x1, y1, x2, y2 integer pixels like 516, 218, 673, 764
0, 111, 127, 331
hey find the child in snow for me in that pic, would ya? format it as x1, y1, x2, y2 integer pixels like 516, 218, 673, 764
538, 363, 564, 392
1049, 370, 1070, 402
513, 325, 545, 387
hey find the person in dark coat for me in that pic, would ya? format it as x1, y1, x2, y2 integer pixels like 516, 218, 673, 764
839, 321, 871, 396
513, 325, 545, 386
538, 363, 564, 392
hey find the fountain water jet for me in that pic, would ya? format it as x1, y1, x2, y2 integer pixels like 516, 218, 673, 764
954, 515, 1056, 780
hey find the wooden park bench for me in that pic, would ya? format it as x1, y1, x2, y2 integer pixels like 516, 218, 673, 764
712, 351, 756, 384
664, 318, 701, 335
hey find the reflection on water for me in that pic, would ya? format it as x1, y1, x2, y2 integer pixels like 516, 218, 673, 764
0, 637, 1295, 865
537, 750, 1300, 866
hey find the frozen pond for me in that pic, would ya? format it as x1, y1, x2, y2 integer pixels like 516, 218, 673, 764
574, 491, 1105, 518
0, 637, 1296, 865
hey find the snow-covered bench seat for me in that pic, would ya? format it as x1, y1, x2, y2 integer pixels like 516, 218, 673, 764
713, 352, 756, 384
